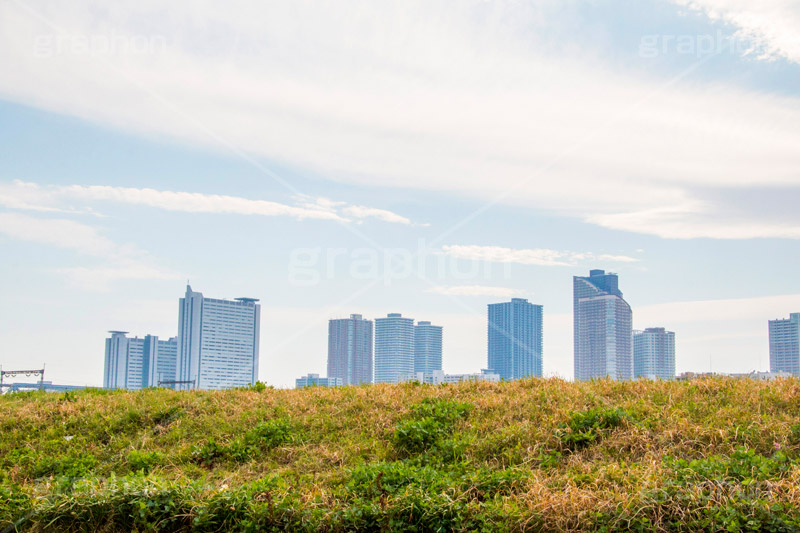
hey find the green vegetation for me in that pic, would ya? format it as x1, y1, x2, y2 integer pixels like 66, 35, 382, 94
3, 377, 800, 531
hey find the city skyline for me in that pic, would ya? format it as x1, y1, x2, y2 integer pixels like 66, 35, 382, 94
20, 276, 800, 389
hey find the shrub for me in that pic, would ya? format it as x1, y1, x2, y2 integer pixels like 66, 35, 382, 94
191, 439, 225, 467
127, 450, 163, 474
0, 482, 30, 530
557, 407, 630, 450
392, 398, 472, 456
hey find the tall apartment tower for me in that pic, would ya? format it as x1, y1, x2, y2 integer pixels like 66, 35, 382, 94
104, 332, 177, 389
487, 298, 543, 380
633, 327, 675, 380
769, 313, 800, 375
327, 314, 373, 385
177, 285, 261, 390
374, 313, 415, 383
414, 321, 443, 374
104, 331, 140, 390
573, 270, 633, 381
142, 335, 179, 388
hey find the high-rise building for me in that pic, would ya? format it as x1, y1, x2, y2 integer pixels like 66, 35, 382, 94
374, 313, 415, 383
414, 321, 442, 374
574, 270, 632, 381
104, 332, 177, 389
295, 373, 343, 388
633, 327, 675, 380
177, 285, 261, 390
487, 298, 543, 380
327, 314, 373, 385
104, 331, 138, 390
142, 335, 179, 388
769, 313, 800, 375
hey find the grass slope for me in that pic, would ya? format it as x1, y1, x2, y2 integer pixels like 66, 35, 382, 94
3, 378, 800, 531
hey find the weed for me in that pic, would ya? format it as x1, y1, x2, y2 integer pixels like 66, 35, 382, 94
392, 398, 472, 456
126, 450, 162, 474
557, 407, 630, 450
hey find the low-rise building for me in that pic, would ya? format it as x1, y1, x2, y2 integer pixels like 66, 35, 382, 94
399, 369, 500, 385
295, 373, 343, 388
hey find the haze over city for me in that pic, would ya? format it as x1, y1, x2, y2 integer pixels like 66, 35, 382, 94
1, 1, 800, 388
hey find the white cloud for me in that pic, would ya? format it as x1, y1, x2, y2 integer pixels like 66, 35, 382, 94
0, 2, 798, 238
441, 244, 639, 266
0, 211, 179, 287
636, 293, 800, 324
674, 0, 800, 63
0, 211, 118, 256
587, 202, 800, 239
62, 183, 345, 221
342, 205, 412, 225
0, 180, 415, 225
426, 285, 519, 298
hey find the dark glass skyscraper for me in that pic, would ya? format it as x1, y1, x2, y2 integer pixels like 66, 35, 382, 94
414, 321, 442, 374
487, 298, 543, 380
573, 270, 632, 381
327, 314, 373, 385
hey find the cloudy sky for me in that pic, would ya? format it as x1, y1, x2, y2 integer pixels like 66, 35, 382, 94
1, 0, 799, 387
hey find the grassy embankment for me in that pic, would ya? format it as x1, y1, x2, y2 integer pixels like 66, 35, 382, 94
3, 378, 800, 531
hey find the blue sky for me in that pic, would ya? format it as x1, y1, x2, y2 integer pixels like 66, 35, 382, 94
1, 0, 799, 387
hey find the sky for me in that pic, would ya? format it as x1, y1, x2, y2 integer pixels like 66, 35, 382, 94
0, 0, 799, 388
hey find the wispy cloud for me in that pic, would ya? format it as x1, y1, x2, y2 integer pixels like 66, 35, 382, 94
342, 205, 414, 226
426, 285, 519, 298
587, 202, 800, 239
0, 211, 179, 288
0, 181, 416, 225
441, 245, 639, 266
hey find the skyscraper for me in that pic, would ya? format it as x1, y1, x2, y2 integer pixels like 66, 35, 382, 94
142, 335, 179, 388
769, 313, 800, 375
104, 332, 177, 389
177, 285, 261, 390
487, 298, 543, 380
104, 331, 140, 390
327, 314, 373, 385
574, 269, 632, 381
374, 313, 415, 383
633, 327, 675, 380
414, 321, 442, 374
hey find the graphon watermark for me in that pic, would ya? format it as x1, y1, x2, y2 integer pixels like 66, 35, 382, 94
33, 31, 170, 58
287, 241, 512, 286
639, 30, 756, 59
